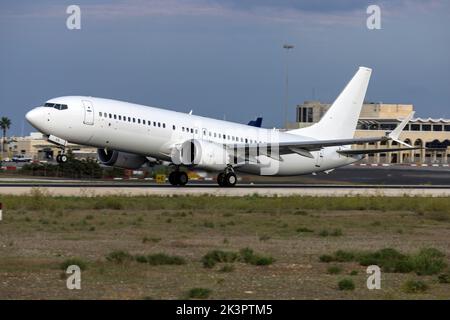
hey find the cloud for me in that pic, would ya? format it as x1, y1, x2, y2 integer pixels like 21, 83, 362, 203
1, 0, 447, 24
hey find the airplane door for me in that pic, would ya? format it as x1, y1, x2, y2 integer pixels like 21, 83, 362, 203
82, 100, 94, 125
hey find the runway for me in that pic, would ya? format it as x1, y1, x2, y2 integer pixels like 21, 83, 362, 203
1, 166, 449, 197
1, 182, 449, 197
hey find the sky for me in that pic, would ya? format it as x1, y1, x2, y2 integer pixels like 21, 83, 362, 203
1, 0, 449, 135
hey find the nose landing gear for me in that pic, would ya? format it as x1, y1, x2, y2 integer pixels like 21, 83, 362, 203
56, 154, 68, 163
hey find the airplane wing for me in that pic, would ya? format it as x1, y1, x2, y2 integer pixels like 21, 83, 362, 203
338, 146, 421, 155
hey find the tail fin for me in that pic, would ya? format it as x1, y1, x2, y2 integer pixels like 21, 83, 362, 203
289, 66, 372, 139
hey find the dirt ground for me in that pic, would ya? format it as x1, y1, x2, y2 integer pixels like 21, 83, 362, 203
0, 197, 449, 299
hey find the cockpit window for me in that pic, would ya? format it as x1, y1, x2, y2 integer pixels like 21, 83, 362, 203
44, 103, 68, 110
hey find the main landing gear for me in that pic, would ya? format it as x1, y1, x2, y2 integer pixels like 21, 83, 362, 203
168, 169, 188, 186
217, 166, 237, 187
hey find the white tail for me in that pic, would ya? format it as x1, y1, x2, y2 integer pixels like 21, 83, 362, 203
289, 66, 372, 139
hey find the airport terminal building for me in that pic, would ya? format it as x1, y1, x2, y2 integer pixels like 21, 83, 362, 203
290, 101, 450, 165
5, 132, 96, 161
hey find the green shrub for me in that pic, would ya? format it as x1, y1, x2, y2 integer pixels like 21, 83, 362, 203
437, 273, 450, 284
334, 250, 356, 262
106, 250, 133, 263
202, 250, 239, 268
319, 255, 334, 263
239, 248, 274, 266
259, 235, 271, 241
60, 258, 88, 271
327, 266, 342, 275
410, 248, 446, 275
187, 288, 211, 299
403, 280, 428, 293
350, 270, 358, 276
331, 229, 343, 236
135, 255, 148, 263
219, 264, 235, 273
338, 278, 355, 291
145, 253, 186, 265
297, 227, 314, 233
319, 230, 329, 237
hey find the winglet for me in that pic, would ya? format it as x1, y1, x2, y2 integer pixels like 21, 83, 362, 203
388, 111, 414, 147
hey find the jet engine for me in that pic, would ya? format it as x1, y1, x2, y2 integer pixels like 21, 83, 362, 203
172, 139, 230, 171
97, 149, 147, 169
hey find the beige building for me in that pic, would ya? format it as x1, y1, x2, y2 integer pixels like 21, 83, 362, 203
5, 132, 97, 161
290, 101, 450, 164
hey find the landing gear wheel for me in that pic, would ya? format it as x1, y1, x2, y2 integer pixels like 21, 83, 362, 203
217, 172, 225, 187
168, 170, 188, 186
177, 172, 188, 186
56, 155, 61, 163
224, 172, 237, 187
168, 172, 177, 186
60, 154, 68, 163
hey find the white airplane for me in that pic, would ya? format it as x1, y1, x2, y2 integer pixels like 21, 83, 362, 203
26, 67, 418, 187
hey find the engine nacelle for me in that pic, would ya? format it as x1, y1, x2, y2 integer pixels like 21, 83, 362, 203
97, 149, 147, 169
172, 139, 230, 171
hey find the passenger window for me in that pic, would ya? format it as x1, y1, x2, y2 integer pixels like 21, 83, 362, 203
182, 127, 185, 132
127, 117, 131, 122
173, 125, 176, 130
109, 114, 112, 118
138, 119, 141, 124
99, 112, 102, 117
163, 123, 166, 128
153, 121, 156, 126
158, 122, 161, 127
190, 128, 193, 133
118, 115, 122, 120
114, 114, 117, 119
133, 118, 136, 123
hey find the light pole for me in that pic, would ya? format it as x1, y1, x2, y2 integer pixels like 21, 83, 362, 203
283, 44, 294, 129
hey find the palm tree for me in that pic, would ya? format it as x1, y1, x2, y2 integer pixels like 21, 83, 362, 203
0, 117, 12, 154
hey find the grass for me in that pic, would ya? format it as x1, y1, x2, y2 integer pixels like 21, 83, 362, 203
2, 193, 450, 214
403, 280, 428, 293
1, 192, 449, 299
320, 248, 447, 275
338, 279, 355, 291
187, 288, 212, 299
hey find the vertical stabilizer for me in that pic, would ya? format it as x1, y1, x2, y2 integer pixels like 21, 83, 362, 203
289, 67, 372, 139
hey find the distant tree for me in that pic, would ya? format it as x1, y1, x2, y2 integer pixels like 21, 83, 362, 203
0, 117, 12, 153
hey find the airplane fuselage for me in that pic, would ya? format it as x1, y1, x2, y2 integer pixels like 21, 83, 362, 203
26, 96, 360, 176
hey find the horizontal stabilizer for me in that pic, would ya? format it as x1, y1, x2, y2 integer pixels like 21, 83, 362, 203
388, 112, 415, 147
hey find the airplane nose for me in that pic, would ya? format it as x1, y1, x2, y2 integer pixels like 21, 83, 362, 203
25, 107, 45, 130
